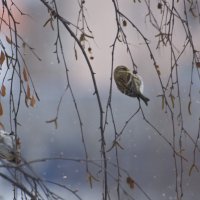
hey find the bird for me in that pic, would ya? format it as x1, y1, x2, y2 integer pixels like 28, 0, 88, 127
114, 65, 150, 105
0, 130, 20, 163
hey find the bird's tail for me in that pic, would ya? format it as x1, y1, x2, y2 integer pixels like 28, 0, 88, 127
139, 94, 150, 106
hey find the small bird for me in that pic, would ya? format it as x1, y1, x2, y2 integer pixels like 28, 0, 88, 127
114, 65, 150, 105
0, 130, 20, 163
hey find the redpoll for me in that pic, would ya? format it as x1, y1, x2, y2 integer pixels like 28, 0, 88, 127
0, 130, 20, 163
114, 65, 149, 105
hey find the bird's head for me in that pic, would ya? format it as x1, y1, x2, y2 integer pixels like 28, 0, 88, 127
114, 65, 130, 77
114, 66, 131, 81
114, 65, 130, 73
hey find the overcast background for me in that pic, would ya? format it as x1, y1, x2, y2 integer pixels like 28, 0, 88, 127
0, 0, 200, 199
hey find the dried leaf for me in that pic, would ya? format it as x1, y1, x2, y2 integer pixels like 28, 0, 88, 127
80, 33, 85, 42
155, 64, 159, 69
155, 65, 161, 75
0, 102, 3, 116
0, 51, 5, 65
1, 84, 6, 97
6, 36, 12, 44
196, 62, 200, 68
188, 101, 192, 115
30, 95, 36, 107
122, 20, 127, 26
26, 84, 31, 99
126, 176, 135, 189
157, 2, 162, 9
23, 67, 28, 82
156, 69, 161, 76
170, 94, 175, 108
88, 47, 92, 53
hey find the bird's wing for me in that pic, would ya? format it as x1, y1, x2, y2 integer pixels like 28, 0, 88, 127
0, 143, 14, 160
126, 72, 132, 85
119, 72, 138, 96
117, 77, 130, 94
131, 74, 142, 93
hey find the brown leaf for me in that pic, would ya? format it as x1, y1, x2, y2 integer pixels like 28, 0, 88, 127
126, 176, 135, 189
157, 2, 162, 9
1, 84, 6, 97
6, 36, 12, 44
122, 20, 127, 27
0, 102, 3, 116
26, 83, 31, 99
88, 47, 92, 53
0, 51, 5, 65
155, 65, 161, 75
23, 67, 28, 82
80, 33, 85, 42
30, 95, 36, 107
155, 64, 159, 69
156, 69, 161, 76
170, 94, 175, 108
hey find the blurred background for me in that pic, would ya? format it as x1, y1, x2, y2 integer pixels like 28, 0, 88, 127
0, 0, 200, 199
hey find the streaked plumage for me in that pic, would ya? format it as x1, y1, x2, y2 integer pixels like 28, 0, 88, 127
0, 130, 20, 163
114, 65, 149, 105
